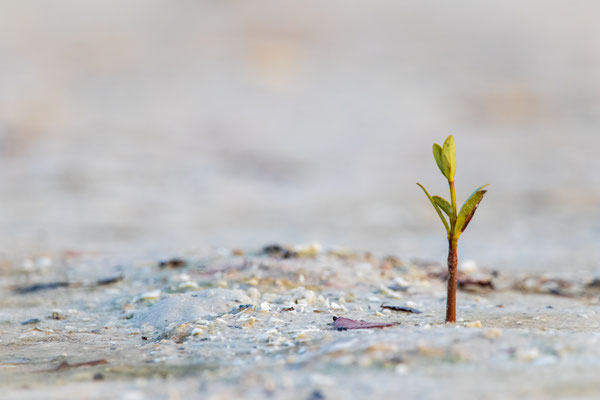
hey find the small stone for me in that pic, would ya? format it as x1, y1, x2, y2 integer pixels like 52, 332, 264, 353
93, 373, 104, 381
191, 327, 205, 336
36, 257, 53, 269
395, 364, 409, 375
460, 259, 478, 273
516, 348, 541, 362
177, 281, 199, 291
293, 242, 322, 257
137, 290, 161, 302
464, 321, 482, 328
483, 328, 502, 339
247, 287, 261, 299
417, 342, 445, 357
242, 316, 256, 328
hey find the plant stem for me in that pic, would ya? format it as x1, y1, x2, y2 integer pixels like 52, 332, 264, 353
449, 180, 457, 219
446, 237, 458, 323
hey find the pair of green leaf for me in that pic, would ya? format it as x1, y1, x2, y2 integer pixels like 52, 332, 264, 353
417, 135, 488, 239
417, 183, 487, 238
433, 136, 456, 182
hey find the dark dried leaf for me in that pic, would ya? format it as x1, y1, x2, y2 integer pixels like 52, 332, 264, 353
159, 258, 186, 269
458, 278, 495, 291
96, 275, 124, 286
20, 318, 41, 325
228, 304, 253, 314
261, 243, 295, 258
332, 316, 398, 330
51, 359, 107, 372
14, 281, 70, 294
380, 303, 422, 314
586, 278, 600, 289
387, 284, 409, 292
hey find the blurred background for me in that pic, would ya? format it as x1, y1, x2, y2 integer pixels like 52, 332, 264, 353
0, 1, 598, 272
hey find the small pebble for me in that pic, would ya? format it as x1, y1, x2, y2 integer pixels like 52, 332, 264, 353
483, 328, 502, 339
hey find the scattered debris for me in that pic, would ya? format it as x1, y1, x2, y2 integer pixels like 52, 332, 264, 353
280, 306, 295, 312
586, 278, 600, 289
513, 276, 575, 297
50, 359, 107, 372
20, 318, 41, 325
96, 275, 124, 286
14, 281, 70, 294
228, 304, 254, 315
458, 278, 495, 291
159, 258, 186, 269
380, 304, 422, 314
428, 268, 495, 292
261, 243, 295, 258
50, 311, 65, 320
156, 323, 194, 343
387, 284, 409, 292
332, 316, 398, 331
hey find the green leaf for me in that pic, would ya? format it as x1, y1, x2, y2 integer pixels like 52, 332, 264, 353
456, 185, 489, 234
432, 196, 453, 219
442, 135, 456, 181
417, 183, 450, 235
432, 143, 450, 180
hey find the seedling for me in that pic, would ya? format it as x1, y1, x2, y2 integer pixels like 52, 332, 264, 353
417, 135, 488, 323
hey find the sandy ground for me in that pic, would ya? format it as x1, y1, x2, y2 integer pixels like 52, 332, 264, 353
1, 247, 600, 399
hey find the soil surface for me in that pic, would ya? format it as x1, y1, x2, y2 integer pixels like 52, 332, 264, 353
2, 247, 600, 399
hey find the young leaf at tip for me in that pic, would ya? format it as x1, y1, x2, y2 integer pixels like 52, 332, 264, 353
416, 183, 450, 235
432, 143, 450, 180
442, 135, 456, 181
432, 196, 454, 221
455, 185, 489, 234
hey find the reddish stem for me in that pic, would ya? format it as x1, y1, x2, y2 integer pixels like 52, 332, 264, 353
446, 238, 458, 323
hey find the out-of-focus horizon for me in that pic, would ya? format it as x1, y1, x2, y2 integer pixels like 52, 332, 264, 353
1, 1, 599, 272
